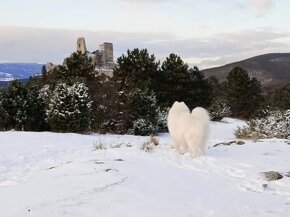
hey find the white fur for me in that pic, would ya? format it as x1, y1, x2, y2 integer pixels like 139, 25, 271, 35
167, 101, 210, 158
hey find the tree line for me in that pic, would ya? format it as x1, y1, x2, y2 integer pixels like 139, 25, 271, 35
0, 48, 289, 135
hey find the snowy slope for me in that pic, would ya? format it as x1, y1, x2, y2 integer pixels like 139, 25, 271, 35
0, 63, 43, 82
0, 72, 15, 81
0, 119, 290, 217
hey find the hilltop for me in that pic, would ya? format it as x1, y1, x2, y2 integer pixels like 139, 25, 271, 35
202, 53, 290, 86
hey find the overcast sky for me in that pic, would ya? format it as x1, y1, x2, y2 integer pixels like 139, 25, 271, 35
0, 0, 289, 69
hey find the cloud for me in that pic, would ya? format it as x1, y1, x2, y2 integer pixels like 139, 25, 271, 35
144, 29, 289, 68
0, 26, 174, 64
0, 26, 289, 69
248, 0, 274, 17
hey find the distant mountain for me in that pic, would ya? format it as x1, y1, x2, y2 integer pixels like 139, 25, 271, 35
0, 63, 43, 87
202, 53, 290, 86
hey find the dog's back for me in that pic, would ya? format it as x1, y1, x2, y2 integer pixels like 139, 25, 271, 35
191, 107, 210, 128
168, 102, 210, 157
188, 107, 210, 152
167, 102, 191, 138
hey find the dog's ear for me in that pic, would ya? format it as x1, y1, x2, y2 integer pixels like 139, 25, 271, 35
173, 101, 179, 106
181, 101, 186, 106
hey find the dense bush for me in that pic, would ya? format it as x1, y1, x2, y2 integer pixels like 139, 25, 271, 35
128, 118, 156, 136
269, 83, 290, 110
46, 82, 91, 133
0, 89, 9, 130
0, 80, 28, 130
128, 89, 157, 123
24, 83, 47, 131
156, 107, 169, 132
98, 88, 164, 136
208, 98, 231, 121
127, 89, 158, 135
235, 109, 290, 139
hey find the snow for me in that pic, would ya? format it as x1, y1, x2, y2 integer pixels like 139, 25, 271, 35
0, 72, 15, 81
270, 57, 290, 63
1, 119, 290, 217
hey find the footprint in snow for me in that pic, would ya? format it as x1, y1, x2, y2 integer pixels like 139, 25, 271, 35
104, 168, 119, 172
94, 161, 104, 164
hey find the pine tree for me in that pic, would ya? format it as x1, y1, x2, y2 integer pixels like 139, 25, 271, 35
46, 82, 91, 133
187, 66, 212, 109
113, 48, 159, 91
207, 76, 224, 99
107, 49, 159, 134
249, 77, 264, 113
2, 80, 27, 130
154, 54, 212, 109
99, 87, 159, 135
0, 88, 9, 130
41, 65, 48, 83
207, 76, 230, 120
225, 66, 264, 118
24, 83, 47, 131
271, 83, 290, 110
89, 76, 111, 132
65, 52, 95, 78
154, 53, 189, 107
127, 88, 158, 135
52, 52, 95, 82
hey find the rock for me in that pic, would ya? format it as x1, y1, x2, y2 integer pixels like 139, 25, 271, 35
213, 142, 230, 147
213, 140, 245, 147
262, 171, 283, 181
284, 172, 290, 177
236, 141, 245, 145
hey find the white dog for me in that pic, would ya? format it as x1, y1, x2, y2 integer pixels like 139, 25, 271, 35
167, 101, 210, 158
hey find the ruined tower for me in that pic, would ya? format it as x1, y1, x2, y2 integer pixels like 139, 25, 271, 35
74, 37, 115, 72
100, 42, 114, 65
77, 37, 87, 54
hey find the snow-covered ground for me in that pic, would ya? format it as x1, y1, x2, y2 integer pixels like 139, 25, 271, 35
1, 118, 290, 217
0, 72, 14, 81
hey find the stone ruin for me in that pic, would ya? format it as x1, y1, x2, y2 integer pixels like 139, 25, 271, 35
46, 37, 116, 76
76, 37, 115, 70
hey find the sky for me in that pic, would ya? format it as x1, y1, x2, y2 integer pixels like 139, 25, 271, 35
0, 0, 289, 69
